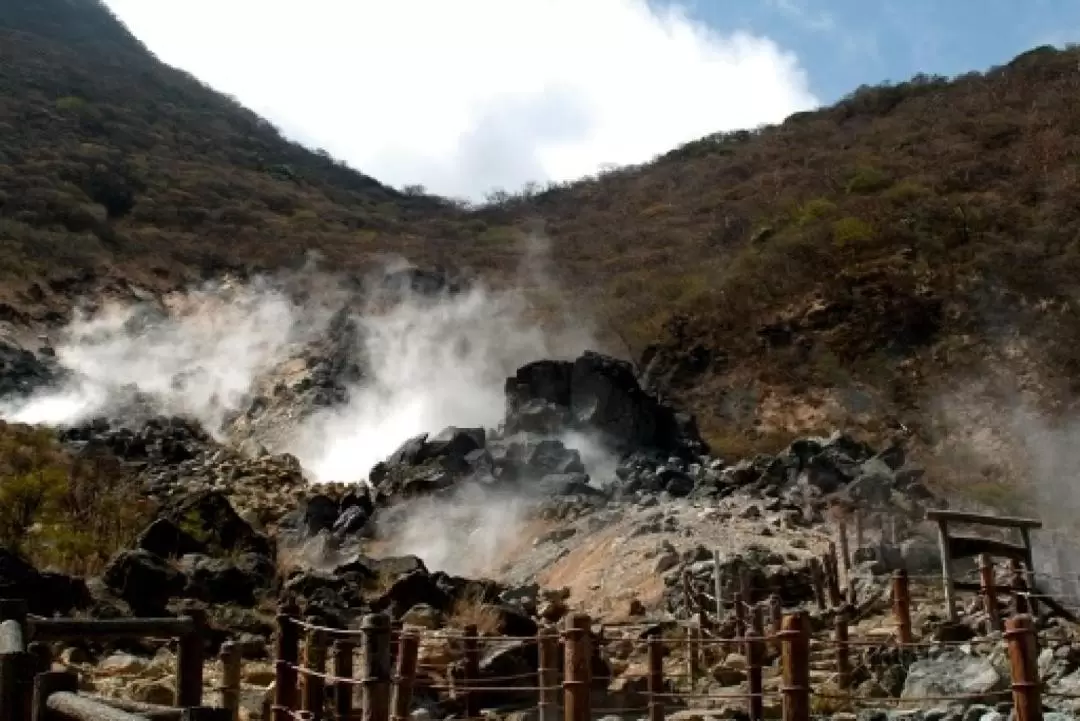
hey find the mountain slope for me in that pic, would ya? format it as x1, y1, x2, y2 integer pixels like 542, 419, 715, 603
0, 0, 457, 302
5, 2, 1080, 497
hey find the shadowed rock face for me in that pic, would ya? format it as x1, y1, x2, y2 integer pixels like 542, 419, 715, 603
505, 351, 706, 456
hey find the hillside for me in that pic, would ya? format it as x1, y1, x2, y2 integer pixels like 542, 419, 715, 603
0, 0, 460, 310
4, 2, 1080, 501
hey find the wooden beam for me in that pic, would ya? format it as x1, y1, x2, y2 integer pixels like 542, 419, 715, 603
29, 616, 195, 642
925, 509, 1042, 530
948, 536, 1030, 561
935, 518, 957, 621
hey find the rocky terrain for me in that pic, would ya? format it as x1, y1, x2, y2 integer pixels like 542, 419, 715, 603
5, 3, 1080, 719
8, 317, 1062, 720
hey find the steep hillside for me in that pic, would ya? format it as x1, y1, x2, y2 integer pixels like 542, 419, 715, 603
497, 46, 1080, 490
0, 0, 462, 316
5, 1, 1080, 498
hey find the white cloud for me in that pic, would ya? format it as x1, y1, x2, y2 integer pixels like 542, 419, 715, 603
101, 0, 817, 200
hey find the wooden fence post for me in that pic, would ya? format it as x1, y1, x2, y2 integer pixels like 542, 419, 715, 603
837, 516, 851, 575
220, 641, 241, 721
538, 625, 558, 721
733, 562, 747, 654
809, 558, 827, 612
275, 606, 300, 721
834, 608, 851, 691
333, 640, 355, 721
825, 544, 842, 609
1006, 614, 1042, 721
563, 613, 591, 721
979, 554, 1001, 632
768, 595, 782, 659
746, 627, 764, 721
361, 614, 392, 721
391, 632, 417, 721
713, 550, 724, 625
463, 624, 480, 719
892, 569, 912, 645
686, 620, 700, 689
302, 627, 328, 720
31, 670, 75, 721
177, 608, 207, 709
647, 635, 664, 721
1011, 559, 1031, 616
780, 612, 809, 721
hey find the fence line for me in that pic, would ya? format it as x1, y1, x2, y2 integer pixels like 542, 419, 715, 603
0, 541, 1067, 721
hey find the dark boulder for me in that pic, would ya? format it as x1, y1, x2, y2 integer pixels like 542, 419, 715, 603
370, 570, 450, 616
164, 491, 272, 557
102, 549, 186, 616
504, 351, 707, 456
135, 518, 207, 559
278, 494, 340, 544
0, 548, 90, 616
178, 552, 274, 606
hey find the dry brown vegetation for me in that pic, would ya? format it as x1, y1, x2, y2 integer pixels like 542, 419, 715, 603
0, 421, 155, 574
4, 2, 1080, 496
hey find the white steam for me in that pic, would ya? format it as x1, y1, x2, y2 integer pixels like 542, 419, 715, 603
1, 277, 325, 431
374, 482, 536, 578
0, 253, 608, 485
296, 282, 589, 481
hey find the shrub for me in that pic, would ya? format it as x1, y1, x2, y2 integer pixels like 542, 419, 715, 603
846, 165, 892, 194
0, 422, 155, 574
795, 198, 837, 226
831, 216, 875, 248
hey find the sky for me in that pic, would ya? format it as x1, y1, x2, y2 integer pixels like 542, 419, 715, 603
100, 0, 1076, 202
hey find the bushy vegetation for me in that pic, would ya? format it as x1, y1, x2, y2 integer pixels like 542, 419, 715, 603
6, 1, 1080, 477
0, 421, 155, 574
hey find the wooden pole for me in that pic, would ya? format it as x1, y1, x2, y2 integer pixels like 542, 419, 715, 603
733, 560, 747, 654
302, 628, 328, 720
274, 608, 300, 721
31, 670, 76, 721
333, 640, 355, 721
809, 558, 827, 612
748, 602, 764, 662
978, 553, 1002, 633
176, 609, 207, 708
1011, 559, 1031, 616
746, 627, 764, 721
463, 624, 481, 719
853, 509, 864, 550
834, 608, 851, 691
892, 569, 913, 645
220, 641, 241, 721
837, 516, 851, 575
768, 595, 782, 659
780, 613, 809, 721
1021, 561, 1039, 618
647, 635, 664, 721
538, 626, 558, 721
0, 618, 29, 721
563, 614, 591, 721
825, 544, 842, 608
935, 518, 958, 621
1006, 614, 1042, 721
686, 620, 700, 689
713, 550, 724, 624
361, 614, 392, 721
390, 633, 417, 721
1019, 529, 1040, 618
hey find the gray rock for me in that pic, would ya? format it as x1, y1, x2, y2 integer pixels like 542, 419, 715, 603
901, 651, 1008, 703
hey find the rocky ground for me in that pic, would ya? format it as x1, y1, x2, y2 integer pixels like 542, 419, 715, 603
0, 283, 1077, 719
